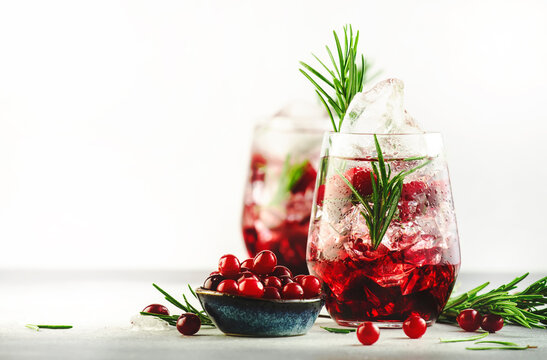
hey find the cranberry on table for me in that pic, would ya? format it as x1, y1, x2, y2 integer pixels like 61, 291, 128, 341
142, 304, 169, 316
263, 286, 281, 300
282, 282, 304, 300
457, 309, 483, 332
403, 315, 427, 339
240, 258, 254, 271
176, 313, 201, 335
218, 254, 240, 278
217, 279, 239, 295
203, 274, 225, 291
252, 250, 277, 275
481, 314, 504, 333
263, 276, 283, 290
301, 275, 321, 298
293, 274, 306, 285
357, 322, 380, 345
272, 265, 292, 278
239, 278, 265, 298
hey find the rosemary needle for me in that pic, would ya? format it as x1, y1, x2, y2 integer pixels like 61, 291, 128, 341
26, 324, 73, 331
439, 332, 489, 343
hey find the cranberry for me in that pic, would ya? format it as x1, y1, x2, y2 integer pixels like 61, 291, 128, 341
357, 322, 380, 345
403, 315, 427, 339
203, 274, 224, 291
142, 304, 169, 316
250, 153, 267, 182
263, 276, 283, 290
301, 275, 321, 298
218, 254, 240, 278
209, 271, 220, 276
481, 314, 504, 333
217, 279, 239, 295
272, 265, 293, 278
252, 250, 277, 275
293, 274, 306, 285
282, 282, 304, 300
315, 184, 326, 206
279, 275, 294, 286
263, 286, 281, 300
457, 309, 483, 332
238, 278, 265, 298
350, 168, 375, 197
237, 271, 259, 283
240, 258, 254, 270
176, 313, 201, 335
401, 181, 427, 200
290, 162, 317, 194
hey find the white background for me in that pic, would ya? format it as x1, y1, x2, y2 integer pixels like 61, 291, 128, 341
0, 0, 546, 273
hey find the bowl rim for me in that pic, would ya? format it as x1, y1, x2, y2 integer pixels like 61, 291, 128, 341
195, 287, 324, 304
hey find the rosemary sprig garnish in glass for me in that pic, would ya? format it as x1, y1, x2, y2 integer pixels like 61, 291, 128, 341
300, 25, 374, 132
142, 284, 214, 327
438, 273, 547, 329
335, 135, 431, 250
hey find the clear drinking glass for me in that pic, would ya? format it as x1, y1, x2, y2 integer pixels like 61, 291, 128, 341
242, 117, 325, 274
307, 132, 461, 327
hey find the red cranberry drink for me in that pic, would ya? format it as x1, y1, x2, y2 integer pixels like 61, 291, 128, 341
307, 133, 461, 327
242, 106, 327, 274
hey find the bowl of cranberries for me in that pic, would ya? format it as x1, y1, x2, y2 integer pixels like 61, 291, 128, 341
196, 251, 324, 337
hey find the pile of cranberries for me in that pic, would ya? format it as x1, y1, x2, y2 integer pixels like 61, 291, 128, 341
456, 309, 504, 333
204, 251, 322, 300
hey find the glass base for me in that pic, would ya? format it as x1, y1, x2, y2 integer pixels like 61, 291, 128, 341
336, 319, 434, 329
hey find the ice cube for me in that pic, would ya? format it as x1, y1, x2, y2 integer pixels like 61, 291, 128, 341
130, 314, 171, 331
340, 78, 422, 134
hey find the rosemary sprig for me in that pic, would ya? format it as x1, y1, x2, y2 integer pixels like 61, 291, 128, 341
438, 273, 547, 329
25, 324, 72, 331
439, 332, 489, 343
321, 326, 356, 334
149, 284, 215, 327
300, 25, 372, 132
465, 345, 537, 351
336, 135, 431, 250
270, 155, 310, 206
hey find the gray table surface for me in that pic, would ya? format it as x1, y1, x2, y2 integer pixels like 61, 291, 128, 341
0, 270, 545, 359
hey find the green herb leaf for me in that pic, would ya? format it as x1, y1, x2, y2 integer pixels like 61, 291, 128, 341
270, 155, 310, 206
25, 324, 72, 330
474, 340, 519, 346
151, 284, 215, 327
439, 332, 489, 343
465, 345, 537, 351
321, 326, 356, 334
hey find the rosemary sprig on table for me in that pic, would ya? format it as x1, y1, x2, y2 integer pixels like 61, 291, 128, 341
321, 326, 356, 334
143, 284, 214, 327
438, 273, 547, 329
336, 135, 431, 250
25, 324, 73, 331
300, 25, 373, 132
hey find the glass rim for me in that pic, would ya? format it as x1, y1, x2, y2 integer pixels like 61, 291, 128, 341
325, 131, 441, 136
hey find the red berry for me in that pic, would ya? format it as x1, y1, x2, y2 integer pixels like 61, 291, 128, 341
263, 286, 281, 300
290, 162, 317, 194
203, 274, 224, 291
240, 258, 254, 270
315, 184, 326, 206
238, 278, 265, 298
301, 275, 321, 298
403, 315, 427, 339
218, 254, 240, 278
237, 271, 259, 284
250, 153, 267, 182
357, 322, 380, 345
401, 181, 427, 200
293, 274, 306, 285
481, 314, 504, 333
279, 275, 294, 286
217, 279, 239, 295
263, 276, 283, 290
142, 304, 169, 316
209, 270, 220, 276
272, 265, 293, 278
457, 309, 483, 332
350, 168, 375, 197
176, 313, 201, 335
282, 282, 304, 300
252, 250, 277, 275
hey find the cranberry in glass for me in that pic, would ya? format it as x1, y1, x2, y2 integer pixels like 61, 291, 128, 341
203, 274, 225, 291
282, 283, 304, 300
239, 278, 265, 298
403, 315, 427, 339
357, 322, 380, 345
457, 309, 483, 332
240, 258, 254, 270
217, 279, 239, 295
142, 304, 169, 316
481, 314, 504, 333
272, 265, 292, 278
263, 276, 282, 290
252, 250, 277, 275
301, 275, 321, 298
263, 286, 281, 300
218, 254, 240, 278
293, 274, 306, 285
176, 313, 201, 335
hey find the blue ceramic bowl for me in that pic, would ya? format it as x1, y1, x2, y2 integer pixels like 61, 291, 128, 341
195, 287, 324, 337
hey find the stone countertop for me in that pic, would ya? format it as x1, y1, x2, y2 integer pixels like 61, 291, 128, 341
0, 270, 545, 359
